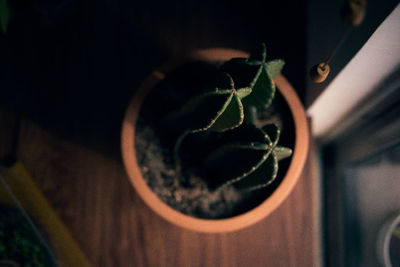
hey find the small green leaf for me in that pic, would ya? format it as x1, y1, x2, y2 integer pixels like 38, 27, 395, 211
242, 66, 275, 109
0, 0, 10, 34
236, 87, 252, 99
265, 59, 285, 79
209, 94, 243, 132
220, 44, 283, 110
274, 146, 293, 161
232, 152, 278, 190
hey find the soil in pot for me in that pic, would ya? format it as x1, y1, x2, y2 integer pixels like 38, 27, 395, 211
135, 61, 295, 219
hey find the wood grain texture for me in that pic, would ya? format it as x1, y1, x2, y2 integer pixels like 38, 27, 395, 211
10, 116, 318, 267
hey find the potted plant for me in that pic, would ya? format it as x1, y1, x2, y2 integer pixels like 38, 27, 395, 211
121, 44, 309, 233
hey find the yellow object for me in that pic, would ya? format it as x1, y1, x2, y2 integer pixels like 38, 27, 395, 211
0, 161, 91, 267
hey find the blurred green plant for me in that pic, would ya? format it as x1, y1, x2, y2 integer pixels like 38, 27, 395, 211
0, 206, 56, 266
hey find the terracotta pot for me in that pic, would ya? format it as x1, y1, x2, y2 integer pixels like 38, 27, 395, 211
121, 48, 309, 233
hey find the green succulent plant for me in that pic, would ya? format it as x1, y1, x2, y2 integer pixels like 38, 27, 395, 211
161, 43, 292, 192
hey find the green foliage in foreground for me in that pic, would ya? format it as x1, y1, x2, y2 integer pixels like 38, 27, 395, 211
0, 206, 56, 266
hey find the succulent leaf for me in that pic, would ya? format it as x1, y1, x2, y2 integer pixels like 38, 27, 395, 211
231, 152, 278, 191
163, 73, 247, 133
236, 87, 252, 99
274, 146, 293, 161
220, 44, 280, 110
209, 93, 243, 132
265, 59, 285, 79
241, 66, 275, 109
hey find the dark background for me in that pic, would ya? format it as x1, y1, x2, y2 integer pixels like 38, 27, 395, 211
0, 0, 307, 158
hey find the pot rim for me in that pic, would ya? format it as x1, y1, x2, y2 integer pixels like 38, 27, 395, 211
121, 48, 309, 233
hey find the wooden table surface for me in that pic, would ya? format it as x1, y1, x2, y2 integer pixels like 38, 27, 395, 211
0, 110, 319, 267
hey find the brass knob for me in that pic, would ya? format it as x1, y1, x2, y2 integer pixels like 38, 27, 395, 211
310, 63, 330, 83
